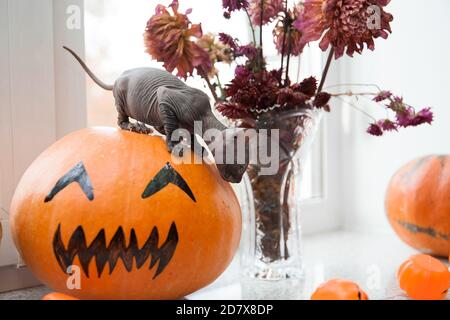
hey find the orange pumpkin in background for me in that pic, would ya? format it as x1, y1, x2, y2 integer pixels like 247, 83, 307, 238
386, 155, 450, 257
311, 279, 369, 300
397, 254, 450, 300
42, 293, 79, 300
10, 127, 241, 300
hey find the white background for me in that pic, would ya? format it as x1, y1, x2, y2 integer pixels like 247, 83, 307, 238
336, 0, 450, 233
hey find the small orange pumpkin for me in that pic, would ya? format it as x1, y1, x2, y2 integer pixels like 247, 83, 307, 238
42, 293, 79, 300
397, 254, 450, 300
386, 155, 450, 257
311, 279, 369, 300
10, 127, 241, 300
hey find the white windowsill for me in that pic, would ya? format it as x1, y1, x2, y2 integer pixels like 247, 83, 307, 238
189, 230, 449, 300
1, 230, 448, 300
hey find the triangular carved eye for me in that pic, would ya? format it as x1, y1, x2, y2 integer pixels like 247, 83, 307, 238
142, 163, 196, 203
45, 162, 94, 203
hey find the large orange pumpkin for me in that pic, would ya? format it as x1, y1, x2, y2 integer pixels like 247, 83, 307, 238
10, 127, 241, 300
386, 155, 450, 257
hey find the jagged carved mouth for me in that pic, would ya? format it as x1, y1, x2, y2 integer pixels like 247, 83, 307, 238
52, 223, 178, 279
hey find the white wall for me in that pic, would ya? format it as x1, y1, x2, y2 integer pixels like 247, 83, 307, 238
0, 0, 86, 267
338, 0, 450, 233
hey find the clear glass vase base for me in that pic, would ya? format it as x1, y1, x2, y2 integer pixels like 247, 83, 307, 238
239, 108, 323, 300
240, 276, 305, 300
241, 264, 304, 280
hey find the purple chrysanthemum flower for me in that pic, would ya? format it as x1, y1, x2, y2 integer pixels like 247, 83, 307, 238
235, 65, 251, 78
397, 107, 434, 127
378, 119, 397, 131
235, 44, 259, 59
373, 91, 392, 102
396, 107, 433, 128
415, 108, 434, 125
219, 33, 238, 49
222, 0, 249, 12
367, 123, 384, 136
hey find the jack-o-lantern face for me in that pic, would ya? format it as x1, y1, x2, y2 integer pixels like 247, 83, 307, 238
47, 161, 195, 280
10, 128, 241, 300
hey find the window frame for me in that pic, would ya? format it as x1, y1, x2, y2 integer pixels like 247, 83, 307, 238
298, 52, 343, 235
0, 0, 86, 291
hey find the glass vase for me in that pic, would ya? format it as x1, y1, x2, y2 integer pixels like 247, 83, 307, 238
239, 107, 323, 300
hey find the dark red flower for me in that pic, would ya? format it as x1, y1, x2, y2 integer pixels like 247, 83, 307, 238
294, 0, 394, 59
314, 92, 332, 111
221, 68, 281, 118
222, 0, 249, 13
277, 88, 308, 108
217, 102, 250, 119
292, 76, 318, 98
235, 65, 252, 78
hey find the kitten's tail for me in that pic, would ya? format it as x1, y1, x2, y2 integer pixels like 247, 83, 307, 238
63, 46, 113, 91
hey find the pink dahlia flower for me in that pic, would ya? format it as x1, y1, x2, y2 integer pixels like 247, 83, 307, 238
294, 0, 393, 58
273, 4, 305, 56
144, 0, 211, 79
248, 0, 285, 25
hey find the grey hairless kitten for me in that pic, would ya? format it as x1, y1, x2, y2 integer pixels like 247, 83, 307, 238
64, 46, 248, 183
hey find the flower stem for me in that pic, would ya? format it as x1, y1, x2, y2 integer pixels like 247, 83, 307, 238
333, 96, 377, 122
202, 75, 219, 103
245, 9, 257, 45
331, 92, 378, 97
280, 26, 287, 84
259, 0, 264, 67
285, 27, 292, 86
215, 74, 226, 99
324, 83, 382, 91
280, 0, 289, 86
318, 48, 334, 93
